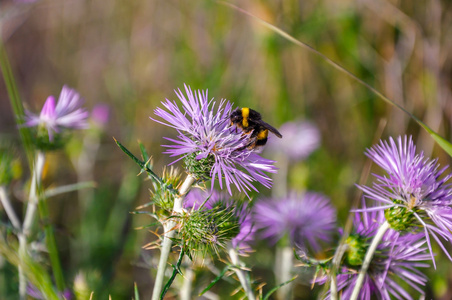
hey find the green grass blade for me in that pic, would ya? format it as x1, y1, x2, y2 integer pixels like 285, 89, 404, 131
0, 40, 35, 166
0, 238, 59, 300
134, 282, 140, 300
219, 1, 452, 157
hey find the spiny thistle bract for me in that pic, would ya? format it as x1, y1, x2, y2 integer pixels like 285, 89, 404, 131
179, 188, 254, 258
150, 166, 182, 214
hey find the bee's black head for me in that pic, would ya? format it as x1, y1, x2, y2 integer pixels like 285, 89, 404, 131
229, 108, 243, 124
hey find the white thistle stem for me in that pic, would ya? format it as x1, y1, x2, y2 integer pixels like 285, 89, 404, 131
329, 242, 349, 300
276, 245, 293, 300
180, 260, 194, 300
151, 174, 195, 300
229, 248, 255, 300
19, 151, 45, 299
0, 185, 25, 300
350, 221, 390, 300
0, 185, 21, 231
23, 151, 45, 235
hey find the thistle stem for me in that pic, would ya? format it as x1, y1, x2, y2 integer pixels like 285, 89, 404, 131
21, 151, 66, 295
151, 174, 195, 300
0, 185, 25, 299
22, 151, 45, 235
350, 221, 390, 300
180, 261, 194, 300
275, 245, 293, 300
0, 185, 21, 231
229, 248, 255, 300
19, 151, 45, 299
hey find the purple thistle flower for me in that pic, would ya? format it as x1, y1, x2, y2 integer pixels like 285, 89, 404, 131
25, 85, 89, 141
253, 191, 336, 251
151, 84, 277, 196
317, 207, 430, 300
358, 135, 452, 267
183, 188, 223, 211
266, 120, 320, 161
184, 188, 255, 251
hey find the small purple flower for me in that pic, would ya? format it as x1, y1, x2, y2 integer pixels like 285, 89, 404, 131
317, 207, 430, 300
266, 120, 320, 160
25, 85, 89, 141
152, 84, 277, 196
359, 136, 452, 267
184, 188, 255, 251
253, 191, 336, 250
27, 284, 72, 300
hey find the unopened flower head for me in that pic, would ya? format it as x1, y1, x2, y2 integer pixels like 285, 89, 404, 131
317, 206, 430, 300
253, 191, 336, 251
152, 84, 277, 196
183, 188, 255, 253
359, 135, 452, 266
151, 166, 182, 213
266, 120, 320, 160
25, 85, 89, 147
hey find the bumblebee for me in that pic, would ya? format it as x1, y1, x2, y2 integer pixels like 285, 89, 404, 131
230, 107, 282, 150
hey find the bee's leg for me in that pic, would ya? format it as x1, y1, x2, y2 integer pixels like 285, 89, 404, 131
234, 132, 257, 152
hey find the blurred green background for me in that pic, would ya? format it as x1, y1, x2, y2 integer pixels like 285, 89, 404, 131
1, 0, 452, 298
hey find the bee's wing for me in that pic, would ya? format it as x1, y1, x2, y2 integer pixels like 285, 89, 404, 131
257, 120, 283, 138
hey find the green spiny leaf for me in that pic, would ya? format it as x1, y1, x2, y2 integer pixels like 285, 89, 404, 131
263, 276, 297, 300
199, 266, 231, 296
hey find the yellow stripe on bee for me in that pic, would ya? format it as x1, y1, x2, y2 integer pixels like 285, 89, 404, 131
241, 107, 249, 128
257, 129, 268, 139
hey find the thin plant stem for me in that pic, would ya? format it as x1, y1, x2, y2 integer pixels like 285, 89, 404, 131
21, 151, 66, 293
0, 185, 21, 231
19, 151, 45, 299
23, 151, 45, 235
350, 221, 390, 300
180, 259, 194, 300
229, 248, 255, 300
37, 191, 66, 292
271, 153, 292, 300
0, 185, 26, 299
275, 245, 293, 300
0, 39, 34, 167
272, 154, 288, 198
151, 174, 196, 300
